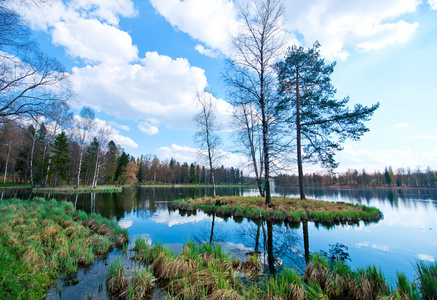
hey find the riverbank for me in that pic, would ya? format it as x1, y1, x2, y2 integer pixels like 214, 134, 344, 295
172, 196, 382, 224
0, 198, 128, 299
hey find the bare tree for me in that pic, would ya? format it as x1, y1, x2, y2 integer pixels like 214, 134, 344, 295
0, 120, 19, 183
74, 106, 95, 187
91, 126, 113, 188
232, 98, 264, 196
225, 0, 286, 205
0, 4, 73, 122
193, 92, 222, 197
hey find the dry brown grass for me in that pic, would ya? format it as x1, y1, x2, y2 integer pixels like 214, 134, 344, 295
208, 289, 243, 300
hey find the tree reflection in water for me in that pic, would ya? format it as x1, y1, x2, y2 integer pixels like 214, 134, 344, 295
235, 219, 307, 276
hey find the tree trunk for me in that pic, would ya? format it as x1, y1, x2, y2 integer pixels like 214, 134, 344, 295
261, 98, 271, 206
3, 145, 11, 184
303, 221, 310, 265
77, 148, 83, 187
30, 125, 37, 187
296, 68, 305, 200
92, 148, 100, 188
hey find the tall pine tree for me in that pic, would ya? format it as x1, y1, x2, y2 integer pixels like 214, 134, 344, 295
276, 42, 379, 200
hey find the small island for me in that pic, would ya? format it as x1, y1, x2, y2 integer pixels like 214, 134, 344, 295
172, 196, 382, 224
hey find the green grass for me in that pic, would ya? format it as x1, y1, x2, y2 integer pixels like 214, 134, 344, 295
0, 197, 129, 299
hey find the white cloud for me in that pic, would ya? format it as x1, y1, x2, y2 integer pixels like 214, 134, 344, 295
52, 19, 138, 65
429, 0, 437, 9
195, 44, 220, 58
394, 122, 409, 128
150, 0, 239, 55
70, 0, 137, 25
138, 122, 159, 135
109, 121, 130, 131
72, 52, 212, 130
157, 143, 248, 168
9, 0, 138, 65
284, 0, 421, 59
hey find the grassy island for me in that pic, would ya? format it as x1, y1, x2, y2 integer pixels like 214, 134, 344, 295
172, 196, 382, 224
0, 198, 128, 299
34, 185, 123, 193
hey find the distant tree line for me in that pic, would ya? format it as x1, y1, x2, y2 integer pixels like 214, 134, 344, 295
0, 119, 243, 187
275, 166, 437, 188
136, 156, 244, 185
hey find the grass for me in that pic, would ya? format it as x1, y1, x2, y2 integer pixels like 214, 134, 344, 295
0, 197, 129, 299
128, 239, 437, 300
172, 196, 382, 224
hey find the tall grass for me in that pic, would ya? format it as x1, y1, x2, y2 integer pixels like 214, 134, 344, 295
0, 197, 129, 300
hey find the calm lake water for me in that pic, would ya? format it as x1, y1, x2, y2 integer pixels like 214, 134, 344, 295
2, 186, 437, 299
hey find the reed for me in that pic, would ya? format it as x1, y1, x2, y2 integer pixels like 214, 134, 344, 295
415, 261, 437, 300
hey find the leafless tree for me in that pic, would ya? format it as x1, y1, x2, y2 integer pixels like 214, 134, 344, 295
193, 92, 222, 197
225, 0, 286, 205
74, 106, 95, 187
91, 126, 113, 188
0, 2, 73, 122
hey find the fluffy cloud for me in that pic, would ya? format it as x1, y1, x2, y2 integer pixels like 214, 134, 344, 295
335, 145, 437, 172
150, 0, 239, 54
284, 0, 421, 59
150, 0, 422, 60
10, 0, 138, 65
195, 44, 220, 58
156, 144, 248, 168
52, 18, 138, 65
137, 122, 159, 135
72, 52, 210, 130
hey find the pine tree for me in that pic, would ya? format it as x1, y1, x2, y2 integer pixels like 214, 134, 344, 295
276, 42, 379, 199
50, 131, 70, 185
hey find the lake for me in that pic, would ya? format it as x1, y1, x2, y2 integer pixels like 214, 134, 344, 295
2, 186, 436, 299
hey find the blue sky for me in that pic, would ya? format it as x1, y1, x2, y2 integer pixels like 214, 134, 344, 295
9, 0, 437, 174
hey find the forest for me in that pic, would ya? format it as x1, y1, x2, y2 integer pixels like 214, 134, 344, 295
275, 166, 437, 187
0, 119, 243, 186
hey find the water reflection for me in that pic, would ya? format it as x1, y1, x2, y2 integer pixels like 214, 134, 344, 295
2, 185, 436, 289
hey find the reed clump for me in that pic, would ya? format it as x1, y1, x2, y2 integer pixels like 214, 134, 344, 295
129, 238, 437, 300
0, 197, 129, 300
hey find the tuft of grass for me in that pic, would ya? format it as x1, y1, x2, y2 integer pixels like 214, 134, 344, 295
127, 268, 155, 300
106, 258, 128, 297
0, 197, 129, 300
415, 261, 437, 300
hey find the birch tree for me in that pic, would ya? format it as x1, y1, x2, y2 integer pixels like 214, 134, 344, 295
225, 0, 286, 206
193, 92, 222, 197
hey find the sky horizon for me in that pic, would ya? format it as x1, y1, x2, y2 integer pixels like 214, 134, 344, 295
7, 0, 437, 175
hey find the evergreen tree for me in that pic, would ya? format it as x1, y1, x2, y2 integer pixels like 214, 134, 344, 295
189, 163, 197, 184
114, 150, 129, 182
276, 42, 379, 199
50, 131, 70, 185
